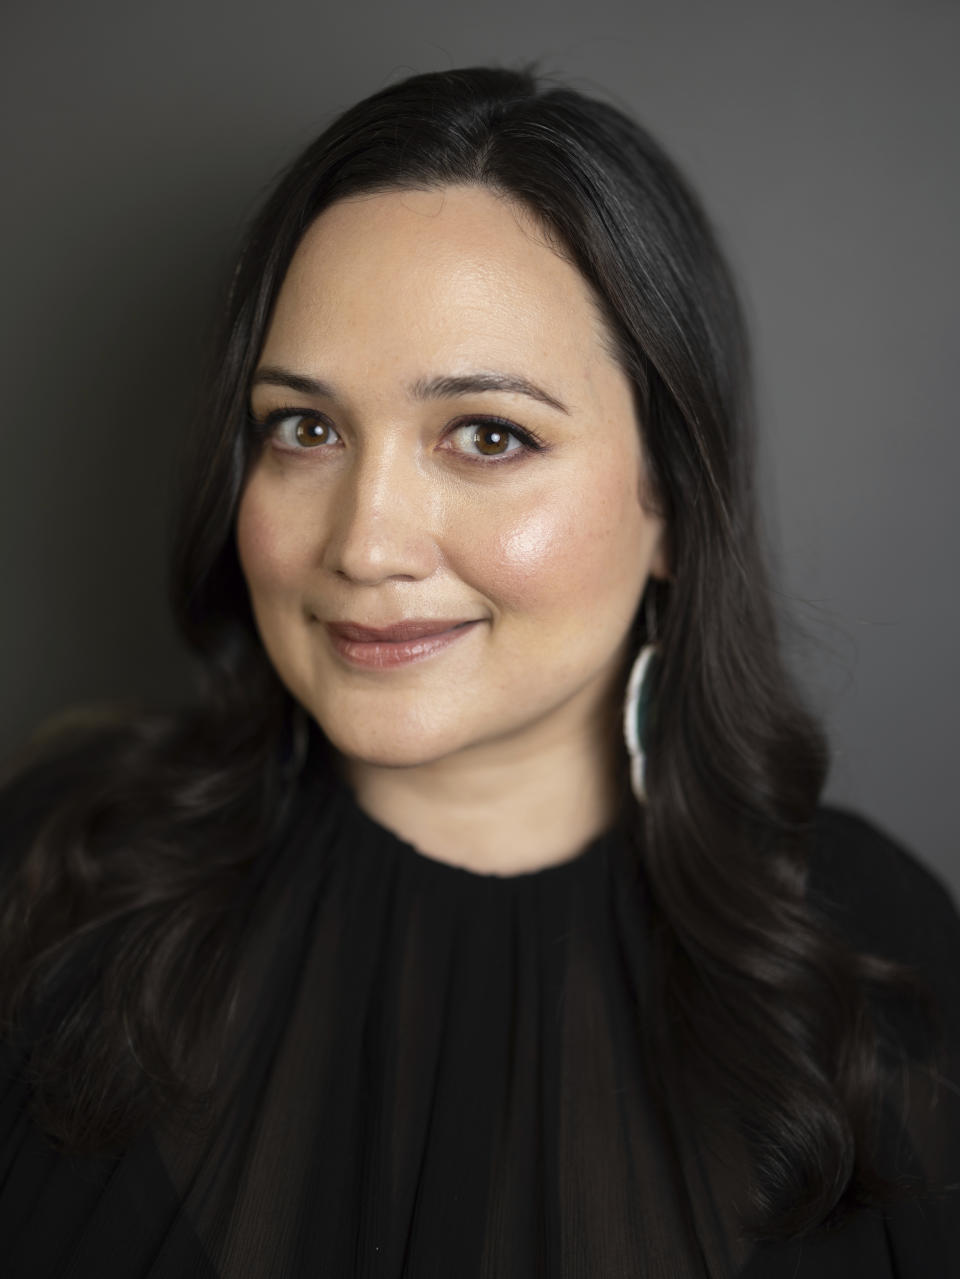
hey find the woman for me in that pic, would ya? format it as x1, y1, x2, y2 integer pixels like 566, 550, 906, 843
1, 63, 958, 1278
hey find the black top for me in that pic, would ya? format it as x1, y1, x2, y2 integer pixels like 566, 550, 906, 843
1, 769, 959, 1278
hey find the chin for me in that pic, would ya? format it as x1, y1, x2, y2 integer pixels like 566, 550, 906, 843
312, 711, 468, 772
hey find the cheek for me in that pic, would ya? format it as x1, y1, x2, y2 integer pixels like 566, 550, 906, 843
475, 465, 649, 618
235, 477, 311, 599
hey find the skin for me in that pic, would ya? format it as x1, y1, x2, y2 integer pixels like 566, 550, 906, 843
236, 184, 669, 874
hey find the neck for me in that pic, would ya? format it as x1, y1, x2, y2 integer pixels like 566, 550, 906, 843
335, 680, 628, 875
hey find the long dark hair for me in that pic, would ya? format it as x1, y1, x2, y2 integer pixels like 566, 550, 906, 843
0, 63, 924, 1239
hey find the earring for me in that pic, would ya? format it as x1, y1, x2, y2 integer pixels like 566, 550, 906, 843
622, 589, 660, 803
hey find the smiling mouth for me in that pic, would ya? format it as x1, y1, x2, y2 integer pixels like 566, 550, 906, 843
323, 619, 482, 669
325, 618, 479, 643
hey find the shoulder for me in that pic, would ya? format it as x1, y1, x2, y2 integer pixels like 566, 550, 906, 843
808, 804, 960, 1008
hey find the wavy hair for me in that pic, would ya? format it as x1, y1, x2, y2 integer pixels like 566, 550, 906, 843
0, 63, 924, 1239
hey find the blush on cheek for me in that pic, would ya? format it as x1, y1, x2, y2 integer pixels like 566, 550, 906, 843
234, 492, 273, 587
498, 512, 558, 578
486, 476, 648, 614
490, 505, 599, 605
235, 481, 311, 591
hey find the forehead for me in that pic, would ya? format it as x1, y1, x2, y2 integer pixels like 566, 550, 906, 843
258, 185, 620, 388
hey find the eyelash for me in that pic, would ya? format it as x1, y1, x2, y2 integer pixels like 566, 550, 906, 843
246, 407, 547, 466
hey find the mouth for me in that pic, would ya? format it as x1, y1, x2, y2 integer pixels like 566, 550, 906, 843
326, 618, 479, 643
323, 618, 483, 669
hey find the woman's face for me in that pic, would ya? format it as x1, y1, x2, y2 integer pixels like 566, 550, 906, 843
237, 184, 668, 771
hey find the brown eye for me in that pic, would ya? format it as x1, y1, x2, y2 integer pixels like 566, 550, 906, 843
269, 413, 341, 450
294, 418, 331, 447
444, 418, 541, 465
473, 424, 511, 455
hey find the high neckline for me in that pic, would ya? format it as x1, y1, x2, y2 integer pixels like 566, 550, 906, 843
335, 775, 627, 889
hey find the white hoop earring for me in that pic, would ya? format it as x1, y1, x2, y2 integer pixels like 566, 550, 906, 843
622, 590, 660, 804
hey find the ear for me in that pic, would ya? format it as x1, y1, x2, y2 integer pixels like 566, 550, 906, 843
637, 458, 671, 582
647, 519, 671, 582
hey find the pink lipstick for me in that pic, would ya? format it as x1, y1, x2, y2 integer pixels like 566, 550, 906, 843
325, 618, 482, 669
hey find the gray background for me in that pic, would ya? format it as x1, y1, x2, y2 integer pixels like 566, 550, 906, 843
2, 1, 957, 889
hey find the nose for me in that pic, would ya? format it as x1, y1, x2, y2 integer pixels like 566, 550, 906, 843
320, 435, 442, 584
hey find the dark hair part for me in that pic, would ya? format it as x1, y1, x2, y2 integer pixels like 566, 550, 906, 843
0, 63, 927, 1240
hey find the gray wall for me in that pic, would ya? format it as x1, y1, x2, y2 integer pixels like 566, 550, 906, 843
2, 1, 957, 888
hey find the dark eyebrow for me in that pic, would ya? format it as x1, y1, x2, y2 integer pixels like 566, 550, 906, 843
409, 372, 570, 415
251, 366, 571, 415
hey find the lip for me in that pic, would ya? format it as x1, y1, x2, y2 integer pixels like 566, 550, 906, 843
324, 618, 483, 669
326, 618, 478, 643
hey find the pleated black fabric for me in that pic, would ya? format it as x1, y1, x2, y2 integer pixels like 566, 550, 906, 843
2, 762, 960, 1277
